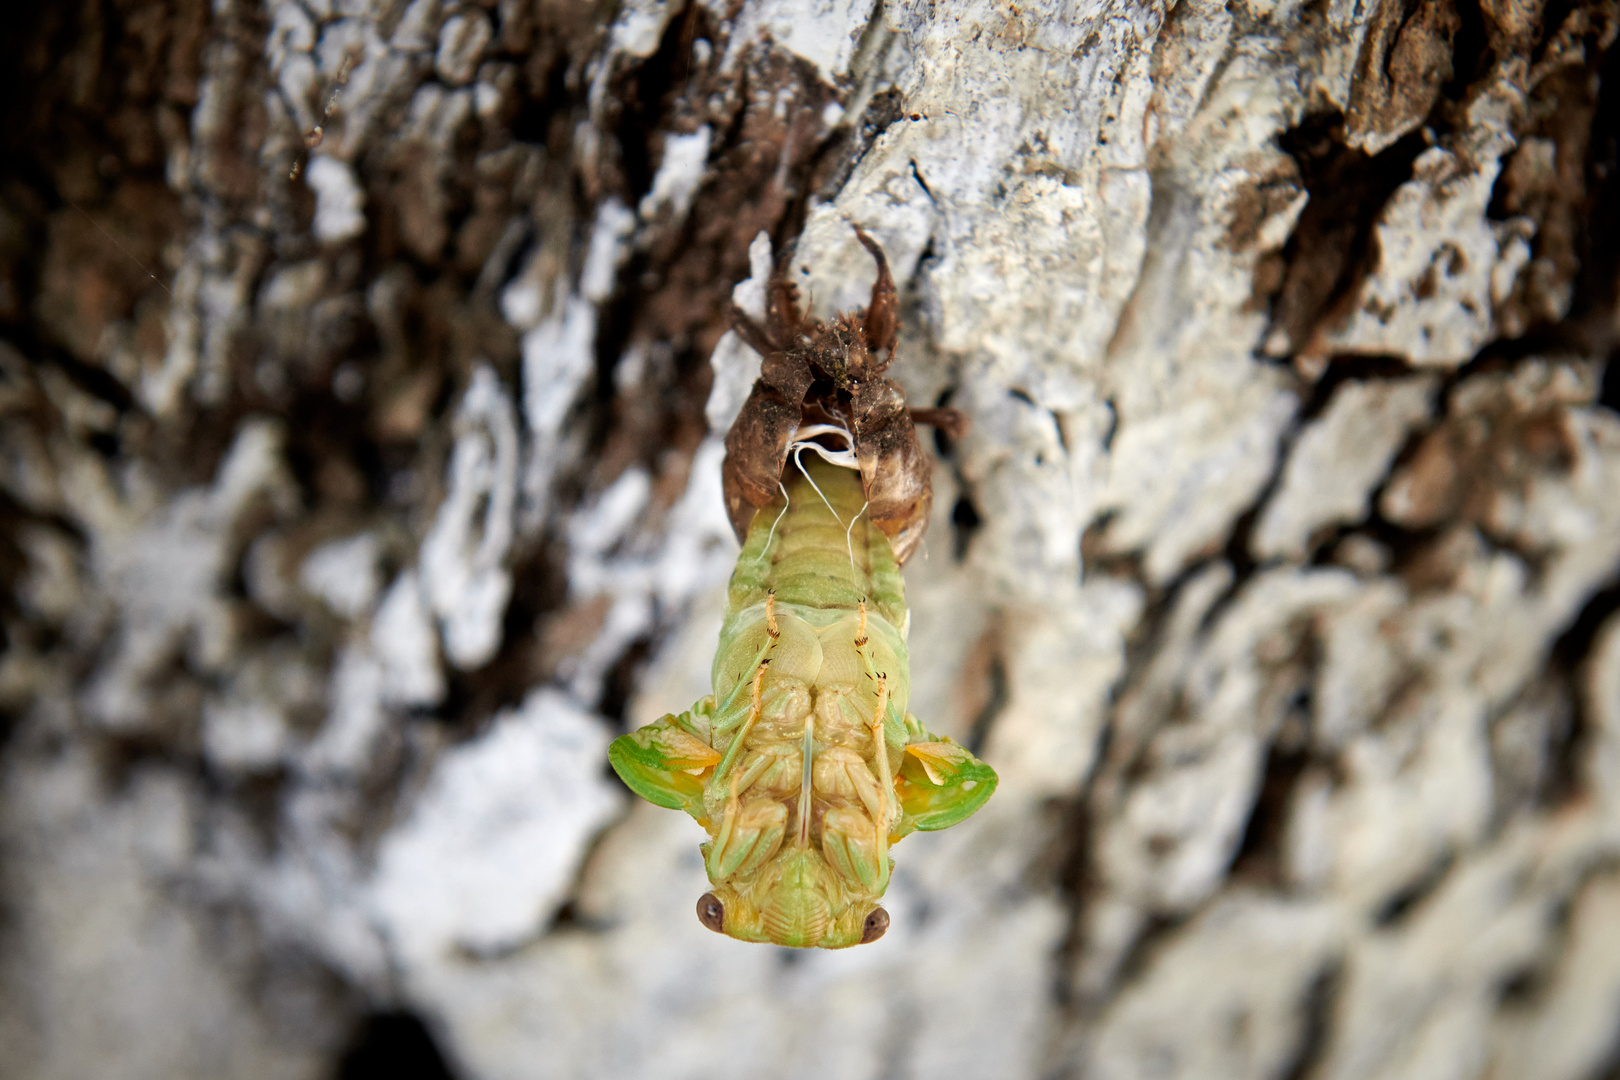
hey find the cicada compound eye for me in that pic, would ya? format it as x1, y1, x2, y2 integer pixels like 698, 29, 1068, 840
860, 906, 890, 944
697, 892, 726, 934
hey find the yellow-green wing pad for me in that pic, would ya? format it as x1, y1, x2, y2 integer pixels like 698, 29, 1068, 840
895, 735, 998, 833
608, 703, 720, 823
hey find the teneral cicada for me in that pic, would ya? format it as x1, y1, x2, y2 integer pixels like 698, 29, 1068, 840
609, 228, 997, 948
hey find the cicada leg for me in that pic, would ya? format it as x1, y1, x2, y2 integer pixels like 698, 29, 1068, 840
705, 598, 788, 865
706, 755, 786, 880
868, 672, 895, 830
710, 594, 780, 769
730, 307, 777, 358
817, 728, 892, 840
711, 654, 772, 782
851, 599, 900, 827
822, 805, 889, 894
815, 691, 896, 897
853, 225, 897, 360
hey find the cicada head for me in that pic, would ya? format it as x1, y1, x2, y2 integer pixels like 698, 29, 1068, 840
695, 849, 889, 948
798, 315, 882, 390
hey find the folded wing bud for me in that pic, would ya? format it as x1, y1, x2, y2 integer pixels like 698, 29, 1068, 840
894, 737, 999, 834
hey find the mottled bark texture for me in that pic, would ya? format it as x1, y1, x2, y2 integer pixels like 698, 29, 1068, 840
2, 0, 1620, 1078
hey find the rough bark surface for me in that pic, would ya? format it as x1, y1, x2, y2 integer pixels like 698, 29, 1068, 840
3, 0, 1620, 1078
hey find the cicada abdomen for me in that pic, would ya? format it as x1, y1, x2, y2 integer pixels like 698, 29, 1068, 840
608, 229, 996, 948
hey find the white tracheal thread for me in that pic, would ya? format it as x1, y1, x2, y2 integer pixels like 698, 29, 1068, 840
844, 498, 870, 584
752, 423, 868, 586
757, 482, 792, 564
782, 424, 868, 586
754, 424, 861, 569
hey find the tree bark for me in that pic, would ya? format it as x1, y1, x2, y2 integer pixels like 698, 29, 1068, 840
3, 0, 1620, 1078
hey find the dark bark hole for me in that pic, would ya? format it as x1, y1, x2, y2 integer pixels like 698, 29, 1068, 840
598, 635, 653, 728
1551, 573, 1620, 675
1496, 961, 1550, 1007
1373, 852, 1456, 926
1231, 741, 1311, 885
1543, 573, 1620, 805
1438, 0, 1494, 104
507, 50, 568, 148
43, 349, 138, 414
1530, 0, 1579, 66
1280, 962, 1342, 1080
862, 88, 906, 143
1573, 24, 1620, 333
1601, 350, 1620, 413
931, 386, 959, 458
1267, 113, 1427, 359
438, 552, 568, 729
950, 492, 982, 562
605, 3, 709, 202
280, 385, 380, 511
1299, 354, 1419, 421
335, 1011, 457, 1080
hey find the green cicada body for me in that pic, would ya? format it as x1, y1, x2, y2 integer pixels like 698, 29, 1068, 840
610, 455, 997, 947
610, 227, 995, 947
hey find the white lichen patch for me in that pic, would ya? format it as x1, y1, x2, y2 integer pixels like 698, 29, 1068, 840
703, 231, 773, 435
434, 10, 492, 86
1098, 378, 1298, 583
581, 199, 636, 304
720, 0, 877, 79
78, 421, 296, 729
986, 579, 1145, 797
0, 751, 338, 1080
201, 647, 323, 773
370, 570, 445, 709
1089, 893, 1342, 1080
420, 365, 520, 670
1253, 376, 1437, 560
1316, 827, 1558, 1080
1313, 149, 1529, 367
609, 0, 678, 60
306, 155, 367, 243
368, 690, 622, 961
518, 292, 596, 531
1490, 873, 1620, 1080
299, 532, 383, 619
1097, 569, 1362, 914
638, 128, 713, 223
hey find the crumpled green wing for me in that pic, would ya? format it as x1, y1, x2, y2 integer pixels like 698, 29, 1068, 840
892, 727, 998, 836
608, 699, 720, 824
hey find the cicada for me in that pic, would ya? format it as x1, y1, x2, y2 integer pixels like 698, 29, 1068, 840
609, 228, 996, 948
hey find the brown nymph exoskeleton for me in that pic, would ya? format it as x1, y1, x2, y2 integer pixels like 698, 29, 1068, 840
722, 226, 961, 564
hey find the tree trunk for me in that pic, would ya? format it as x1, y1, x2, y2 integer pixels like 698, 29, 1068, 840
3, 0, 1620, 1077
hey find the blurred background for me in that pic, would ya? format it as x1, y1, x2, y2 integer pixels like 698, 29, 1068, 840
3, 1, 1620, 1078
